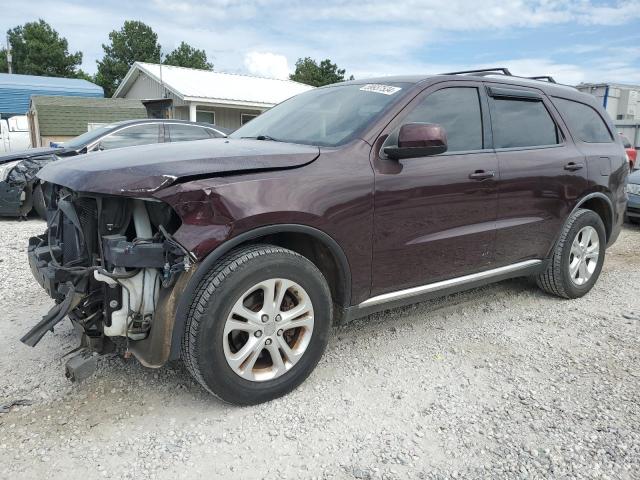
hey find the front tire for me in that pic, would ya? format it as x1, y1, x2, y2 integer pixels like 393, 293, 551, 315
181, 244, 332, 405
537, 209, 606, 299
32, 183, 47, 219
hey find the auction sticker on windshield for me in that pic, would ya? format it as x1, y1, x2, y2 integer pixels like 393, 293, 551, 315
359, 84, 402, 95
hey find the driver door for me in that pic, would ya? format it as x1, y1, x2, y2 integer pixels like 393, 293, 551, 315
371, 82, 499, 296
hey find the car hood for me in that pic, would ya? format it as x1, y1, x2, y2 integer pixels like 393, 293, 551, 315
0, 146, 68, 164
38, 138, 320, 196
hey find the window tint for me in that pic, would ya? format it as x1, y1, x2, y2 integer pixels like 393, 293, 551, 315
491, 98, 559, 148
553, 97, 612, 143
168, 124, 217, 142
403, 87, 483, 152
99, 124, 160, 150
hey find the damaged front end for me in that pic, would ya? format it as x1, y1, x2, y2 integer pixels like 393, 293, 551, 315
24, 184, 194, 371
0, 155, 55, 216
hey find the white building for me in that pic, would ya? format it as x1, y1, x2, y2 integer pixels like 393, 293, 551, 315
113, 62, 313, 130
576, 83, 640, 121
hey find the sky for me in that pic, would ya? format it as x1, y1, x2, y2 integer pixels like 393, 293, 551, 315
2, 0, 640, 85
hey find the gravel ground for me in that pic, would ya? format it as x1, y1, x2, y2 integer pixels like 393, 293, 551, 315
0, 216, 638, 480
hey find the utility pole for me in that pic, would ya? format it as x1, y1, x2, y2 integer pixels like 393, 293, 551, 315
6, 35, 12, 74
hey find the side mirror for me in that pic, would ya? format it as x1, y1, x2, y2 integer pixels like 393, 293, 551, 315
384, 123, 448, 160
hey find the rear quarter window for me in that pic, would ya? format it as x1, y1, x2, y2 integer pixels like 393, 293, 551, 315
552, 97, 613, 143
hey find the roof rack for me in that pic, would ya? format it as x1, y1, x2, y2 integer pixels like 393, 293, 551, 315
526, 75, 556, 83
442, 67, 563, 86
443, 67, 513, 76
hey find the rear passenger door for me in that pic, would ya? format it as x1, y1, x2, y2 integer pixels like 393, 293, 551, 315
486, 84, 587, 265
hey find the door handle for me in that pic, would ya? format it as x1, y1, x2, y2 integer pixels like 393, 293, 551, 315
469, 170, 495, 180
564, 162, 584, 171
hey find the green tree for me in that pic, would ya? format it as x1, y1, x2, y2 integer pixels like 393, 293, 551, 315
0, 19, 82, 77
95, 20, 161, 97
289, 57, 353, 87
164, 41, 212, 70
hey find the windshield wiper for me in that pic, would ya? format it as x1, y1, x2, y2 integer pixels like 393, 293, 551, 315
241, 135, 281, 142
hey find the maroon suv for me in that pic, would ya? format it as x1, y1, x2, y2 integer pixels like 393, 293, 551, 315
24, 68, 628, 405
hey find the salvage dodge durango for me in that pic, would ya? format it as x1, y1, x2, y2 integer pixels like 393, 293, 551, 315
25, 68, 628, 405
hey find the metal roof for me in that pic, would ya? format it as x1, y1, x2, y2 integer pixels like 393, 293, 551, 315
114, 62, 313, 108
0, 73, 103, 115
30, 95, 146, 137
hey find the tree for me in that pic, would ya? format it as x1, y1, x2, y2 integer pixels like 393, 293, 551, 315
0, 20, 82, 77
164, 41, 212, 70
289, 57, 353, 87
96, 20, 161, 97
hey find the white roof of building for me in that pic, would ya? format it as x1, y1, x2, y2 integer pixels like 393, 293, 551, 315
114, 62, 313, 108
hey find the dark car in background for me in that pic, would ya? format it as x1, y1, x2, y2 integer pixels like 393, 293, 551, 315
0, 119, 229, 217
626, 169, 640, 224
25, 68, 627, 405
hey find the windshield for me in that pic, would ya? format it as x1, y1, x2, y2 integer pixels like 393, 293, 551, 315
63, 124, 119, 149
230, 83, 410, 147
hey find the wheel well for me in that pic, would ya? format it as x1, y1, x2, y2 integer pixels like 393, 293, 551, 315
579, 197, 612, 241
245, 231, 349, 309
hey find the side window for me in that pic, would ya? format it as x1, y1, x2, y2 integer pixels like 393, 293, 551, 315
402, 87, 483, 152
553, 97, 613, 143
168, 124, 214, 142
99, 124, 160, 150
490, 98, 560, 148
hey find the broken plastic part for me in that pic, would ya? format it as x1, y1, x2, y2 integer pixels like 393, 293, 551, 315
65, 351, 97, 382
20, 281, 80, 347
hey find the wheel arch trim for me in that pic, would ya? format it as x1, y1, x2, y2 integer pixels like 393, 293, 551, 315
547, 191, 614, 259
573, 192, 614, 238
168, 223, 352, 360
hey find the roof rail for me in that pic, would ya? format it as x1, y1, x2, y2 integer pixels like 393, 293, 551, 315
442, 67, 513, 76
526, 75, 556, 83
442, 68, 568, 87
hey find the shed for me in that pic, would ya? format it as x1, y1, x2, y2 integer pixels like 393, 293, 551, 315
113, 62, 312, 130
28, 96, 148, 147
0, 73, 103, 117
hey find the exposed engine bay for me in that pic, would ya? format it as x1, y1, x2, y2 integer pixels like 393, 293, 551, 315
23, 184, 194, 359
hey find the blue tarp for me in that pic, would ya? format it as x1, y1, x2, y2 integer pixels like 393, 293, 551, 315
0, 73, 103, 115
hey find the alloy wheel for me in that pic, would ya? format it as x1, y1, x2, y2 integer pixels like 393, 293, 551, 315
222, 278, 315, 382
568, 226, 600, 286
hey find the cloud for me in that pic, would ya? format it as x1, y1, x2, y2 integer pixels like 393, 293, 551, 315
2, 0, 640, 85
244, 51, 290, 79
274, 0, 640, 29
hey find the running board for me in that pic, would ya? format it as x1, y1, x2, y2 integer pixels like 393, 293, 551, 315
357, 259, 543, 310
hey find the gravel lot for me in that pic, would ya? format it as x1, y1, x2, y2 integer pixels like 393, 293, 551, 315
0, 217, 638, 480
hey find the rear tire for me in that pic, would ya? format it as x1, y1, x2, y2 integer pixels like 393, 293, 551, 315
537, 209, 606, 299
181, 244, 332, 405
32, 183, 47, 219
